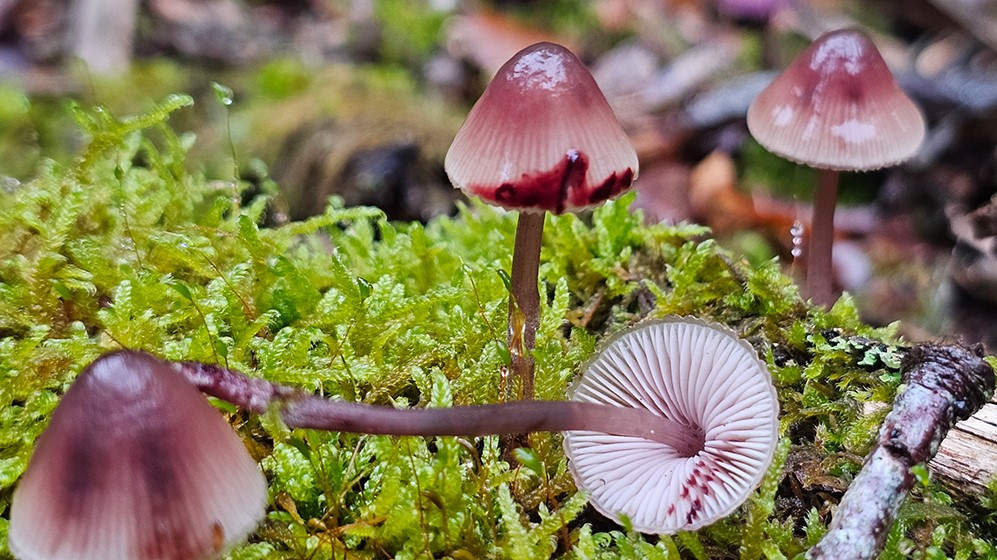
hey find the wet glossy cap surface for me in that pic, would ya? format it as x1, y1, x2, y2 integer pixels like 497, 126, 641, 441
747, 28, 925, 171
445, 42, 638, 214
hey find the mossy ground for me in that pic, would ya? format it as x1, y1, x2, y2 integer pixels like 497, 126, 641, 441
0, 98, 994, 559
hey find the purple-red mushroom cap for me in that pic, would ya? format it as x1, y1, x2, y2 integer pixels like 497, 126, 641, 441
445, 41, 638, 215
9, 351, 267, 560
747, 28, 925, 171
564, 317, 779, 533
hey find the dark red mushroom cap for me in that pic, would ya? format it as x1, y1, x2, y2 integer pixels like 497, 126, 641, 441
564, 318, 779, 533
445, 41, 638, 214
747, 28, 925, 171
9, 351, 266, 560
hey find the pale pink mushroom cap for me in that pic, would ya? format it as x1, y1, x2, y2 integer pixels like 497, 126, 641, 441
747, 28, 925, 171
564, 317, 779, 533
9, 351, 267, 560
445, 41, 638, 214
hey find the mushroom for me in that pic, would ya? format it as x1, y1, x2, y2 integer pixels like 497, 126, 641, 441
747, 28, 925, 307
14, 317, 774, 550
184, 317, 775, 533
445, 41, 638, 399
564, 317, 780, 533
8, 351, 267, 560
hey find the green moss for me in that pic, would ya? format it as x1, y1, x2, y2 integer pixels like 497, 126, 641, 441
0, 96, 993, 559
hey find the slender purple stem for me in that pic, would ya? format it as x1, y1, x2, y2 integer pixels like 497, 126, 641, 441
509, 211, 544, 401
180, 361, 706, 457
807, 168, 839, 307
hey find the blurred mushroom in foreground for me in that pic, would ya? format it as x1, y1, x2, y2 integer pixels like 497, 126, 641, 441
8, 351, 267, 560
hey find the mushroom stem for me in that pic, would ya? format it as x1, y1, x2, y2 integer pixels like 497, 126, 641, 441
179, 360, 705, 456
509, 210, 544, 400
806, 168, 840, 307
284, 397, 705, 456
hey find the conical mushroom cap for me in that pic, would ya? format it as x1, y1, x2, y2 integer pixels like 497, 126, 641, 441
445, 41, 638, 214
747, 28, 925, 171
564, 317, 779, 533
9, 351, 267, 560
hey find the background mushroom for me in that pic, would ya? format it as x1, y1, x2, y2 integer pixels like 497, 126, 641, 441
563, 317, 780, 533
445, 41, 638, 400
746, 28, 925, 307
8, 351, 267, 560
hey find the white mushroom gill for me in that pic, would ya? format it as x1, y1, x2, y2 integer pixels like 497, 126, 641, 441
564, 317, 779, 533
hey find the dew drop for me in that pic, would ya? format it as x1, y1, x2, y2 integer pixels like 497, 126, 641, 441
791, 219, 805, 258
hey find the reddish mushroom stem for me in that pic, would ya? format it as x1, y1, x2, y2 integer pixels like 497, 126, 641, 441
283, 396, 704, 456
180, 360, 705, 456
508, 211, 544, 401
806, 169, 840, 307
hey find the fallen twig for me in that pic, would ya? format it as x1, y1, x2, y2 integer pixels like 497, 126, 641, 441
807, 344, 995, 560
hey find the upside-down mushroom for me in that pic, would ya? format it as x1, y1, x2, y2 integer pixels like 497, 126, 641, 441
564, 317, 780, 533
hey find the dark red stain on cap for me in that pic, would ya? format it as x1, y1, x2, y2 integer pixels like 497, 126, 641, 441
472, 149, 634, 214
